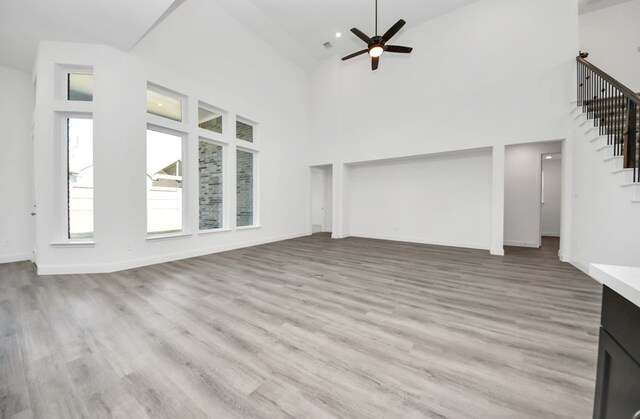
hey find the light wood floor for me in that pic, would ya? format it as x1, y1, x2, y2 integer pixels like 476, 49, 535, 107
0, 235, 601, 418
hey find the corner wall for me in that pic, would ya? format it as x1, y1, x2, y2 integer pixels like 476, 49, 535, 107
310, 0, 579, 253
347, 149, 493, 250
570, 121, 640, 271
32, 0, 311, 274
0, 66, 33, 263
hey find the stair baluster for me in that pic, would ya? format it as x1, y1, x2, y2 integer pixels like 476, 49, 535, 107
576, 53, 640, 184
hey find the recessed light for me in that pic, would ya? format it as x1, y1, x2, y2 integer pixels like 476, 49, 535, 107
545, 156, 553, 160
158, 103, 163, 107
335, 32, 342, 38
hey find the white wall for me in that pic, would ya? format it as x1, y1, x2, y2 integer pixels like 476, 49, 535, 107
0, 66, 33, 263
541, 157, 562, 237
348, 149, 492, 249
309, 0, 578, 166
580, 0, 640, 91
504, 141, 562, 248
570, 124, 640, 270
309, 0, 578, 254
32, 0, 311, 274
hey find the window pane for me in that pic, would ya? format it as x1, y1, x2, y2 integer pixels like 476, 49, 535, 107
67, 118, 94, 239
147, 88, 182, 122
199, 141, 223, 230
198, 107, 223, 134
236, 150, 254, 227
147, 129, 183, 235
68, 74, 93, 101
236, 120, 254, 142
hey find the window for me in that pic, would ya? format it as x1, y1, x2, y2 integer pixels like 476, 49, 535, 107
236, 149, 254, 227
198, 106, 223, 134
67, 73, 93, 101
147, 86, 183, 122
66, 117, 94, 239
147, 128, 184, 235
199, 140, 224, 230
236, 119, 254, 142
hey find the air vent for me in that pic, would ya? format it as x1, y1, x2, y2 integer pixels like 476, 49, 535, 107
323, 42, 333, 49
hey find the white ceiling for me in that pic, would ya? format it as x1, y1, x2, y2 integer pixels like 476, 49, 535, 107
215, 0, 482, 71
0, 0, 177, 72
0, 0, 635, 74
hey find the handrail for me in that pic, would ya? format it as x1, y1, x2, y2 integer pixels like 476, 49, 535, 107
576, 52, 639, 183
576, 55, 640, 106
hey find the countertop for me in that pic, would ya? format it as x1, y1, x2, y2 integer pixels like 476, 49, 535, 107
590, 264, 640, 308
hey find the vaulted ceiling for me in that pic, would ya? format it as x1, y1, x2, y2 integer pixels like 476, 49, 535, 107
0, 0, 179, 72
0, 0, 634, 73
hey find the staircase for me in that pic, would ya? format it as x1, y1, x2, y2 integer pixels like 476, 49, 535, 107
574, 53, 640, 202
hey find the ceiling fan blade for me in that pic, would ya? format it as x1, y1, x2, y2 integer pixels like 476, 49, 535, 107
385, 45, 413, 54
372, 56, 379, 71
350, 27, 373, 44
341, 49, 368, 61
380, 19, 406, 44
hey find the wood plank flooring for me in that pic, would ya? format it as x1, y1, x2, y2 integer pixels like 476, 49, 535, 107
0, 235, 601, 418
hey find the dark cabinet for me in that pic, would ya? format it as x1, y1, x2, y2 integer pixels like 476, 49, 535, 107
594, 287, 640, 419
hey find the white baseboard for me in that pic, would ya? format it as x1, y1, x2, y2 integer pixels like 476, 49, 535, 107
541, 232, 560, 237
347, 232, 490, 251
0, 252, 32, 264
504, 240, 539, 248
490, 247, 505, 256
37, 232, 309, 275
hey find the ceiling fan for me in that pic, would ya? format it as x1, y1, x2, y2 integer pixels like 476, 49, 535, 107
341, 0, 413, 71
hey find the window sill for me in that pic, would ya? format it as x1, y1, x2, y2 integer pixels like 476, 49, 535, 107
146, 232, 193, 242
236, 225, 261, 231
49, 240, 95, 248
198, 228, 231, 236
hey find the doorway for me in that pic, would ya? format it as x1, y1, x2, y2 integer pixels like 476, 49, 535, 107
310, 165, 333, 234
504, 141, 562, 253
540, 152, 562, 243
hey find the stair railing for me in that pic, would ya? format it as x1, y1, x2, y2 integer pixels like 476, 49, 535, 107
577, 52, 640, 182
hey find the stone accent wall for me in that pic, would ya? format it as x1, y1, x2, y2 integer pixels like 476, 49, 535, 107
199, 114, 222, 133
236, 120, 253, 142
236, 150, 254, 226
198, 142, 223, 230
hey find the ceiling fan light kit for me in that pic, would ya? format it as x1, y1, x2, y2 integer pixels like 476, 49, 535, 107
342, 0, 413, 71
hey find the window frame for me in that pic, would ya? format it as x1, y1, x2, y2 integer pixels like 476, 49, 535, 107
146, 83, 186, 124
145, 124, 189, 238
235, 146, 259, 229
198, 136, 228, 233
55, 64, 94, 102
55, 112, 95, 243
235, 116, 258, 145
197, 101, 226, 138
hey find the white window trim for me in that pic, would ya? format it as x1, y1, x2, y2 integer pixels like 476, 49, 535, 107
235, 115, 258, 146
197, 101, 227, 141
197, 137, 228, 232
55, 64, 94, 102
235, 146, 259, 229
54, 112, 94, 244
147, 82, 187, 124
146, 124, 189, 238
